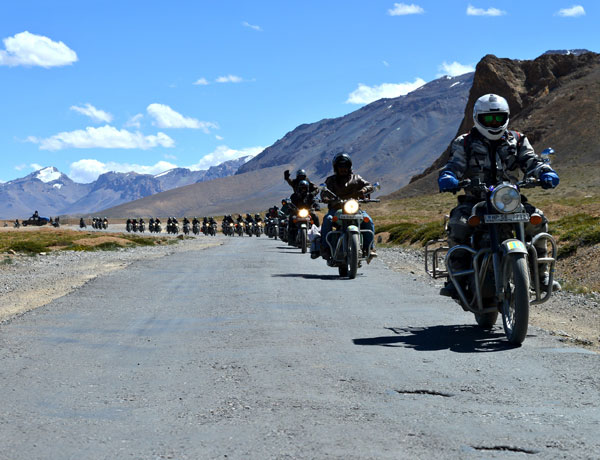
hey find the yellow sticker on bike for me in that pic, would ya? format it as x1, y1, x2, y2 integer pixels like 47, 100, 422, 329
507, 241, 525, 251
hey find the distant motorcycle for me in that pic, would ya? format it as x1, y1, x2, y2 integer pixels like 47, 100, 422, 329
183, 222, 190, 235
235, 222, 244, 237
254, 221, 263, 237
192, 222, 200, 235
208, 222, 217, 236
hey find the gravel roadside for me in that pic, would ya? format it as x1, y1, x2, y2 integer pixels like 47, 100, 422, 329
377, 246, 600, 352
0, 236, 221, 322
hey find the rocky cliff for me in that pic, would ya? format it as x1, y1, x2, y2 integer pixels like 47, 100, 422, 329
389, 51, 600, 199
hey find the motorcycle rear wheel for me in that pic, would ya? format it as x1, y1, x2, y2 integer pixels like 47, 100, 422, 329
501, 253, 530, 345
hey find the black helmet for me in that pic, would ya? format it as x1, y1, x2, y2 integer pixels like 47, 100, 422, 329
296, 169, 307, 180
297, 180, 309, 193
333, 153, 352, 170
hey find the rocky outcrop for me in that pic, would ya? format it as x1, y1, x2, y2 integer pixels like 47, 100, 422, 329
390, 51, 600, 198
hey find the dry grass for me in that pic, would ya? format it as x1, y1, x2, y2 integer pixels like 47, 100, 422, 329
0, 227, 173, 254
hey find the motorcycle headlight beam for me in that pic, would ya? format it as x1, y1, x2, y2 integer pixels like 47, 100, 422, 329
491, 184, 521, 213
298, 209, 309, 218
343, 200, 359, 214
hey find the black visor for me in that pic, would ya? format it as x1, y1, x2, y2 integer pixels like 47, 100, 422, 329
478, 112, 508, 128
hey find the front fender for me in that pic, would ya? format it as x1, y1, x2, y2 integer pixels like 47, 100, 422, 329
346, 225, 359, 234
501, 239, 528, 255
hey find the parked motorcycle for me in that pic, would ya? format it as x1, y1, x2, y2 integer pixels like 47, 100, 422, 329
320, 184, 380, 279
425, 177, 557, 345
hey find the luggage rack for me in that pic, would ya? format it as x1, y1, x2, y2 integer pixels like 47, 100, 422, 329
425, 239, 450, 279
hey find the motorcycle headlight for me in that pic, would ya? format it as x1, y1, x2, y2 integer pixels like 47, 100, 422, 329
298, 209, 309, 218
491, 184, 521, 213
343, 199, 359, 214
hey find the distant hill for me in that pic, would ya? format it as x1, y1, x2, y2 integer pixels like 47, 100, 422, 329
0, 156, 252, 219
387, 51, 600, 199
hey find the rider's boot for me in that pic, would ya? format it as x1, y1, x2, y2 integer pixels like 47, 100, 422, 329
439, 281, 459, 298
540, 272, 561, 292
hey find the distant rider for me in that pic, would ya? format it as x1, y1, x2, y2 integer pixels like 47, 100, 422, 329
284, 169, 319, 195
319, 153, 375, 260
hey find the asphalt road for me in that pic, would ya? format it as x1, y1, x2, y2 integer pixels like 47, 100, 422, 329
0, 236, 598, 459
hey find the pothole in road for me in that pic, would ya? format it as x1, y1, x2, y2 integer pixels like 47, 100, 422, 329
471, 445, 539, 455
395, 389, 454, 397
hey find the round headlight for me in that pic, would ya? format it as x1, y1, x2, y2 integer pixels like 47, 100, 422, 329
491, 184, 521, 213
343, 199, 359, 214
298, 209, 309, 218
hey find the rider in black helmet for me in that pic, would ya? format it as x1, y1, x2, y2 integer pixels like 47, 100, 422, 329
319, 152, 376, 260
284, 168, 318, 194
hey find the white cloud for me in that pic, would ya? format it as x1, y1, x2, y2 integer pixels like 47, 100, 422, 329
163, 153, 177, 160
15, 164, 28, 171
215, 135, 224, 141
216, 74, 243, 83
466, 5, 506, 16
437, 61, 475, 77
124, 113, 143, 129
70, 103, 113, 123
0, 31, 77, 68
28, 125, 175, 151
146, 103, 217, 132
193, 77, 209, 86
188, 145, 264, 170
556, 5, 585, 17
69, 159, 178, 183
30, 163, 43, 171
346, 78, 426, 104
242, 21, 263, 31
388, 3, 424, 15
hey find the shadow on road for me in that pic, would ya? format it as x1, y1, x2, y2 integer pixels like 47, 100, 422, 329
353, 325, 522, 353
272, 273, 342, 281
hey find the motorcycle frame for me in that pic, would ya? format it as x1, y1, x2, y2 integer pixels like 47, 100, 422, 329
325, 213, 373, 265
444, 200, 557, 314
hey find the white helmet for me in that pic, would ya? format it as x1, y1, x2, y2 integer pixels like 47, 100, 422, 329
473, 94, 510, 141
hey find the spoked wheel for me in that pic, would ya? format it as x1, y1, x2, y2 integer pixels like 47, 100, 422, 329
348, 233, 359, 279
501, 253, 530, 345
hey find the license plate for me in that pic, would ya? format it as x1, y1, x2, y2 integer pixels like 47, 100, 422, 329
484, 213, 529, 223
339, 214, 358, 220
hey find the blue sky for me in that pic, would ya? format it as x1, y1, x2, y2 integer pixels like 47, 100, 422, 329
0, 1, 597, 183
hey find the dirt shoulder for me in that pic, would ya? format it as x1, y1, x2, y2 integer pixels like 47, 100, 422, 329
0, 237, 221, 323
378, 246, 600, 352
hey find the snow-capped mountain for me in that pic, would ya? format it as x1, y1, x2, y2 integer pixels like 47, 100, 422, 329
0, 157, 254, 218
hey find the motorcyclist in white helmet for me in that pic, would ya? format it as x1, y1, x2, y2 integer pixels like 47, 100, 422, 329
438, 94, 560, 297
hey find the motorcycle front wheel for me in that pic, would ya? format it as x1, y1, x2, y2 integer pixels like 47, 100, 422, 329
501, 253, 530, 345
348, 232, 359, 279
300, 228, 307, 253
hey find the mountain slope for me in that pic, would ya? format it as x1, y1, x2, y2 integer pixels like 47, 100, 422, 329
238, 72, 473, 192
98, 73, 474, 217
